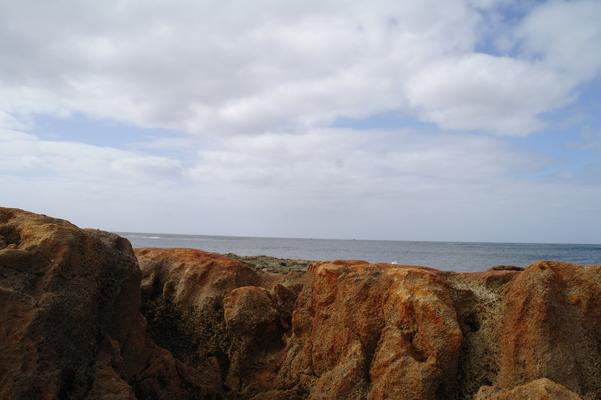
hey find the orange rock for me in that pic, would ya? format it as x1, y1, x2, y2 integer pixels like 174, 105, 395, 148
0, 208, 218, 399
475, 378, 583, 399
135, 247, 306, 398
271, 261, 463, 400
496, 261, 601, 399
4, 208, 601, 400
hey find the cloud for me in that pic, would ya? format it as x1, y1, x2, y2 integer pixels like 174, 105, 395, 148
2, 123, 600, 242
189, 129, 538, 190
1, 0, 597, 136
406, 53, 572, 135
1, 0, 600, 243
0, 129, 183, 182
516, 0, 601, 81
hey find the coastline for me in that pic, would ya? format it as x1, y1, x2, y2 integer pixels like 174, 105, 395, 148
2, 207, 600, 400
123, 232, 601, 272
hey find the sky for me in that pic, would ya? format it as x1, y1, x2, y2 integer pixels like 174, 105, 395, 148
1, 0, 600, 244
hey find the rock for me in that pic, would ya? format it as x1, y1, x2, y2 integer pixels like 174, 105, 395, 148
3, 207, 601, 400
135, 247, 306, 398
445, 268, 521, 399
496, 261, 601, 398
224, 253, 312, 273
475, 378, 583, 399
269, 260, 463, 400
224, 286, 280, 335
224, 286, 286, 394
0, 208, 217, 399
488, 265, 523, 271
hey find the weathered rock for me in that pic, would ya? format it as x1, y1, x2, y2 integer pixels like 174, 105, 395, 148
488, 265, 523, 271
446, 268, 520, 399
135, 247, 306, 398
224, 253, 311, 273
475, 378, 583, 400
266, 260, 463, 400
496, 261, 601, 399
224, 286, 287, 394
4, 208, 601, 400
0, 208, 217, 399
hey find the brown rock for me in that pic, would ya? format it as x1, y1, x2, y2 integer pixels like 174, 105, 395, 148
496, 261, 601, 398
475, 378, 583, 400
269, 260, 463, 400
4, 208, 601, 400
224, 286, 286, 394
0, 208, 217, 399
446, 268, 521, 399
135, 247, 306, 398
488, 265, 524, 271
224, 286, 280, 335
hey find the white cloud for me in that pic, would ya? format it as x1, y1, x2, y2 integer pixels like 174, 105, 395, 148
517, 0, 601, 81
0, 129, 183, 182
2, 0, 597, 136
188, 129, 537, 190
2, 124, 600, 243
406, 53, 573, 135
1, 0, 600, 243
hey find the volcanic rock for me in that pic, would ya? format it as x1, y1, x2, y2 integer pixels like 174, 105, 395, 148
3, 207, 601, 400
264, 261, 463, 400
496, 261, 601, 398
135, 247, 306, 398
475, 378, 583, 400
0, 208, 217, 399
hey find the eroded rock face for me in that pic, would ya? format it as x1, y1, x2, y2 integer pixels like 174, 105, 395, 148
475, 378, 583, 400
265, 261, 463, 400
446, 268, 521, 398
0, 208, 217, 399
3, 208, 601, 400
496, 261, 601, 398
135, 247, 306, 398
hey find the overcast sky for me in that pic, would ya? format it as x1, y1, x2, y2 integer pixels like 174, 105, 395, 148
1, 0, 600, 243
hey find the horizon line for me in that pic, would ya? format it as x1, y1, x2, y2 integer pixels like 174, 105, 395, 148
116, 231, 601, 247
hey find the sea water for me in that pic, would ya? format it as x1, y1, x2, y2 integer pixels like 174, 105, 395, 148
121, 233, 601, 272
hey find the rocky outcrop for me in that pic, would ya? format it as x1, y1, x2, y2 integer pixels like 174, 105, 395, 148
0, 208, 217, 399
475, 378, 583, 400
134, 247, 306, 398
446, 262, 601, 400
134, 253, 601, 400
264, 261, 462, 400
496, 261, 601, 398
2, 207, 601, 400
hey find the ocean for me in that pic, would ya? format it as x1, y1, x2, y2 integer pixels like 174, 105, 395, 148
121, 232, 601, 272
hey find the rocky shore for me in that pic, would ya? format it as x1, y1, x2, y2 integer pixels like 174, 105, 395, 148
1, 207, 600, 400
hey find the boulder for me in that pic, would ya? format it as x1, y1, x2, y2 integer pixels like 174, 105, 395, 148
475, 378, 583, 400
267, 260, 463, 400
496, 261, 601, 399
3, 207, 601, 400
0, 208, 217, 399
135, 247, 306, 398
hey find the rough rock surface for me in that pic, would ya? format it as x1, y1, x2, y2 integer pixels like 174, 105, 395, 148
475, 378, 583, 400
135, 247, 306, 398
496, 261, 601, 399
3, 207, 601, 400
0, 208, 217, 399
264, 260, 463, 400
